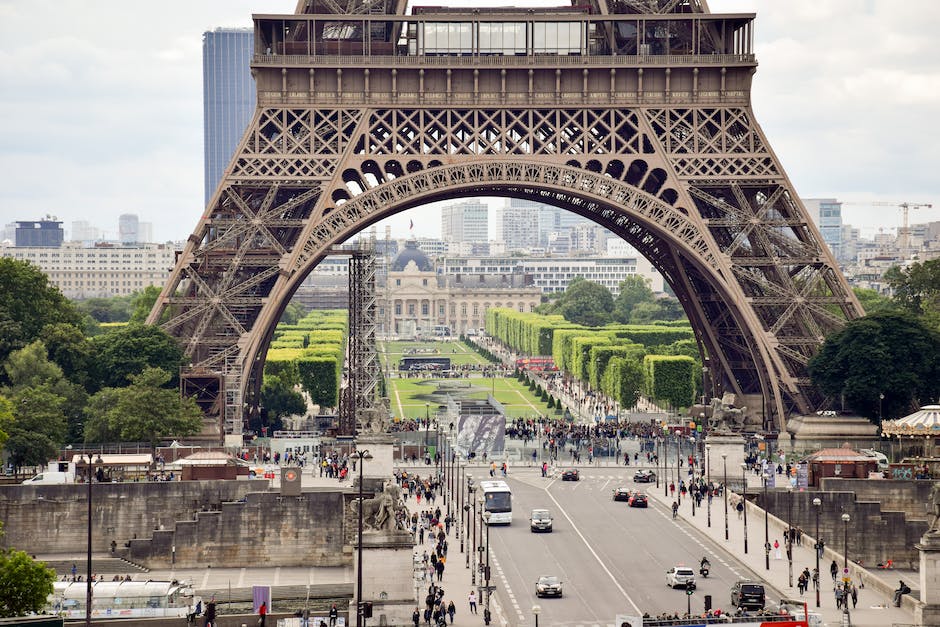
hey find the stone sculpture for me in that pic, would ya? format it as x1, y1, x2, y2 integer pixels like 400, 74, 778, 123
349, 481, 409, 532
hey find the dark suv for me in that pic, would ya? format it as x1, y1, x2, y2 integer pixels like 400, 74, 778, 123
731, 581, 766, 610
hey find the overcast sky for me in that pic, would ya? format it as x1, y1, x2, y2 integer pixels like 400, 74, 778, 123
0, 0, 937, 243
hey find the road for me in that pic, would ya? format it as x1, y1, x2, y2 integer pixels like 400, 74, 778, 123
484, 466, 761, 627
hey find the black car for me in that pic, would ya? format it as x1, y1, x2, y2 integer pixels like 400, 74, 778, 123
613, 487, 631, 501
561, 469, 580, 481
628, 493, 648, 508
730, 581, 766, 610
535, 576, 563, 598
633, 469, 656, 483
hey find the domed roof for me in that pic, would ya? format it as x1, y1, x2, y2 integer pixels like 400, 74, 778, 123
391, 240, 433, 271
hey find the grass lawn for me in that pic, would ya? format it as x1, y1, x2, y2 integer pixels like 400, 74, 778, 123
387, 374, 559, 420
379, 340, 490, 369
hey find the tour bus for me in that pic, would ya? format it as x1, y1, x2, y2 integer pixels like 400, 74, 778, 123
479, 479, 512, 524
47, 580, 199, 619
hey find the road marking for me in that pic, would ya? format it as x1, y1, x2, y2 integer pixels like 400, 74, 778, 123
543, 480, 642, 615
490, 552, 522, 625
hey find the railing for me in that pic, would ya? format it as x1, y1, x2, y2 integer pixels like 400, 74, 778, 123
254, 52, 755, 68
257, 90, 750, 106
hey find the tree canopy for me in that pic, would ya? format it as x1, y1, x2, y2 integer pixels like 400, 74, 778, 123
808, 310, 940, 421
539, 278, 615, 326
0, 544, 55, 617
885, 258, 940, 328
0, 258, 81, 368
88, 324, 187, 391
84, 367, 203, 448
613, 275, 656, 323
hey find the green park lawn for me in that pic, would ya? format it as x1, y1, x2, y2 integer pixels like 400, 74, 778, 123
379, 340, 489, 369
387, 374, 558, 421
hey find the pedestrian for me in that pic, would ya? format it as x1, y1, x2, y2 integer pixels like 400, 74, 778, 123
436, 559, 445, 581
736, 500, 744, 519
773, 539, 781, 560
204, 596, 217, 627
468, 590, 477, 614
830, 560, 838, 582
834, 585, 844, 609
259, 600, 267, 627
413, 607, 421, 627
851, 583, 858, 608
447, 599, 456, 624
812, 568, 820, 590
329, 603, 338, 627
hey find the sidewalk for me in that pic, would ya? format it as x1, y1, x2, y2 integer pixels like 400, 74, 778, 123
646, 469, 916, 626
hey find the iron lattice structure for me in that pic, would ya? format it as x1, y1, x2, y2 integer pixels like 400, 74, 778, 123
340, 245, 379, 435
150, 0, 862, 440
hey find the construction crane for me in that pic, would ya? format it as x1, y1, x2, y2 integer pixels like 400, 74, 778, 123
841, 201, 933, 252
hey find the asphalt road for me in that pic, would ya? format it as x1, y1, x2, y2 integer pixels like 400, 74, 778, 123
486, 466, 757, 627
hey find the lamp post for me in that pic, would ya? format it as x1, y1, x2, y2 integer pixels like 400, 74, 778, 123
532, 604, 541, 627
83, 452, 102, 627
675, 435, 681, 505
425, 403, 430, 450
763, 471, 770, 571
722, 453, 728, 541
470, 486, 478, 584
705, 444, 711, 528
483, 511, 492, 613
656, 436, 661, 490
879, 393, 884, 422
354, 449, 373, 627
786, 484, 794, 588
842, 512, 851, 620
466, 476, 475, 570
690, 437, 696, 516
813, 497, 822, 608
741, 462, 748, 554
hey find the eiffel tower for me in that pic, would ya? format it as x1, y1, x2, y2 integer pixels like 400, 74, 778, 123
149, 0, 863, 442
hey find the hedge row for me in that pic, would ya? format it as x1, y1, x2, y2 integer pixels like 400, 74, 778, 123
486, 308, 698, 410
266, 310, 348, 408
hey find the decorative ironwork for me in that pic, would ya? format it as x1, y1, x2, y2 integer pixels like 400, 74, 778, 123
149, 0, 862, 440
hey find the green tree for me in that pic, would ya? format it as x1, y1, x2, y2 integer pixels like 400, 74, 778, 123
89, 324, 187, 391
74, 294, 135, 323
39, 323, 93, 386
613, 275, 655, 323
542, 278, 615, 327
808, 311, 940, 421
280, 301, 308, 326
852, 287, 894, 316
84, 367, 202, 448
0, 544, 56, 617
0, 395, 12, 451
259, 375, 307, 433
0, 257, 82, 367
4, 385, 67, 470
629, 298, 687, 323
129, 285, 164, 324
885, 259, 940, 315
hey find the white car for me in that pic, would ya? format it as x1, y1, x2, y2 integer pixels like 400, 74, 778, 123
665, 567, 696, 589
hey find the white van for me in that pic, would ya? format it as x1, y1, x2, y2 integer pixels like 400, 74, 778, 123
22, 471, 73, 485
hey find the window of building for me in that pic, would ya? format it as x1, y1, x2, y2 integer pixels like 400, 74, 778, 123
408, 303, 416, 315
421, 302, 429, 315
395, 303, 402, 315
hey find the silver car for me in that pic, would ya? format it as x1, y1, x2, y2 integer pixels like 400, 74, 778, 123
530, 509, 553, 532
535, 575, 563, 598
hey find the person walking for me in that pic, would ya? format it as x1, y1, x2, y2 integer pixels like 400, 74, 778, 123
329, 603, 338, 627
773, 539, 781, 560
447, 599, 456, 624
812, 568, 820, 591
851, 583, 858, 608
258, 601, 268, 627
834, 585, 844, 609
413, 607, 421, 627
468, 590, 477, 614
204, 597, 217, 627
830, 560, 838, 582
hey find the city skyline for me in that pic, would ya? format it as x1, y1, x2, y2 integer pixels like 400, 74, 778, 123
1, 1, 938, 243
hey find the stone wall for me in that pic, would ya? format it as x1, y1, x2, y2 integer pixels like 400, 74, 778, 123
128, 490, 349, 568
0, 480, 267, 553
819, 478, 934, 521
756, 483, 929, 569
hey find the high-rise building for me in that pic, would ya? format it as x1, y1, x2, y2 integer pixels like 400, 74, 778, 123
441, 199, 488, 244
803, 198, 844, 260
138, 222, 154, 244
70, 221, 101, 243
118, 214, 139, 244
497, 199, 540, 251
203, 28, 255, 206
15, 219, 63, 248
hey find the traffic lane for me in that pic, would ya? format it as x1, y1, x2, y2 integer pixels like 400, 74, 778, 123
488, 476, 635, 626
546, 475, 751, 616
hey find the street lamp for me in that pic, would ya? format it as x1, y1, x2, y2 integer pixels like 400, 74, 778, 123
532, 604, 541, 627
813, 497, 822, 608
466, 476, 475, 570
483, 511, 492, 613
740, 462, 748, 554
786, 484, 794, 588
842, 512, 851, 620
705, 444, 711, 528
354, 449, 373, 627
675, 436, 681, 505
763, 470, 770, 571
879, 393, 884, 422
82, 452, 103, 627
722, 453, 728, 541
425, 403, 430, 449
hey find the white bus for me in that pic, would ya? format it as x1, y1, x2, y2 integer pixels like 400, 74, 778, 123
479, 479, 512, 524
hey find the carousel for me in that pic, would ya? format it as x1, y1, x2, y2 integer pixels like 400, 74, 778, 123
881, 405, 940, 472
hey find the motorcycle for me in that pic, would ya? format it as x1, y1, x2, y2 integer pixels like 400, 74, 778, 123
699, 561, 710, 578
